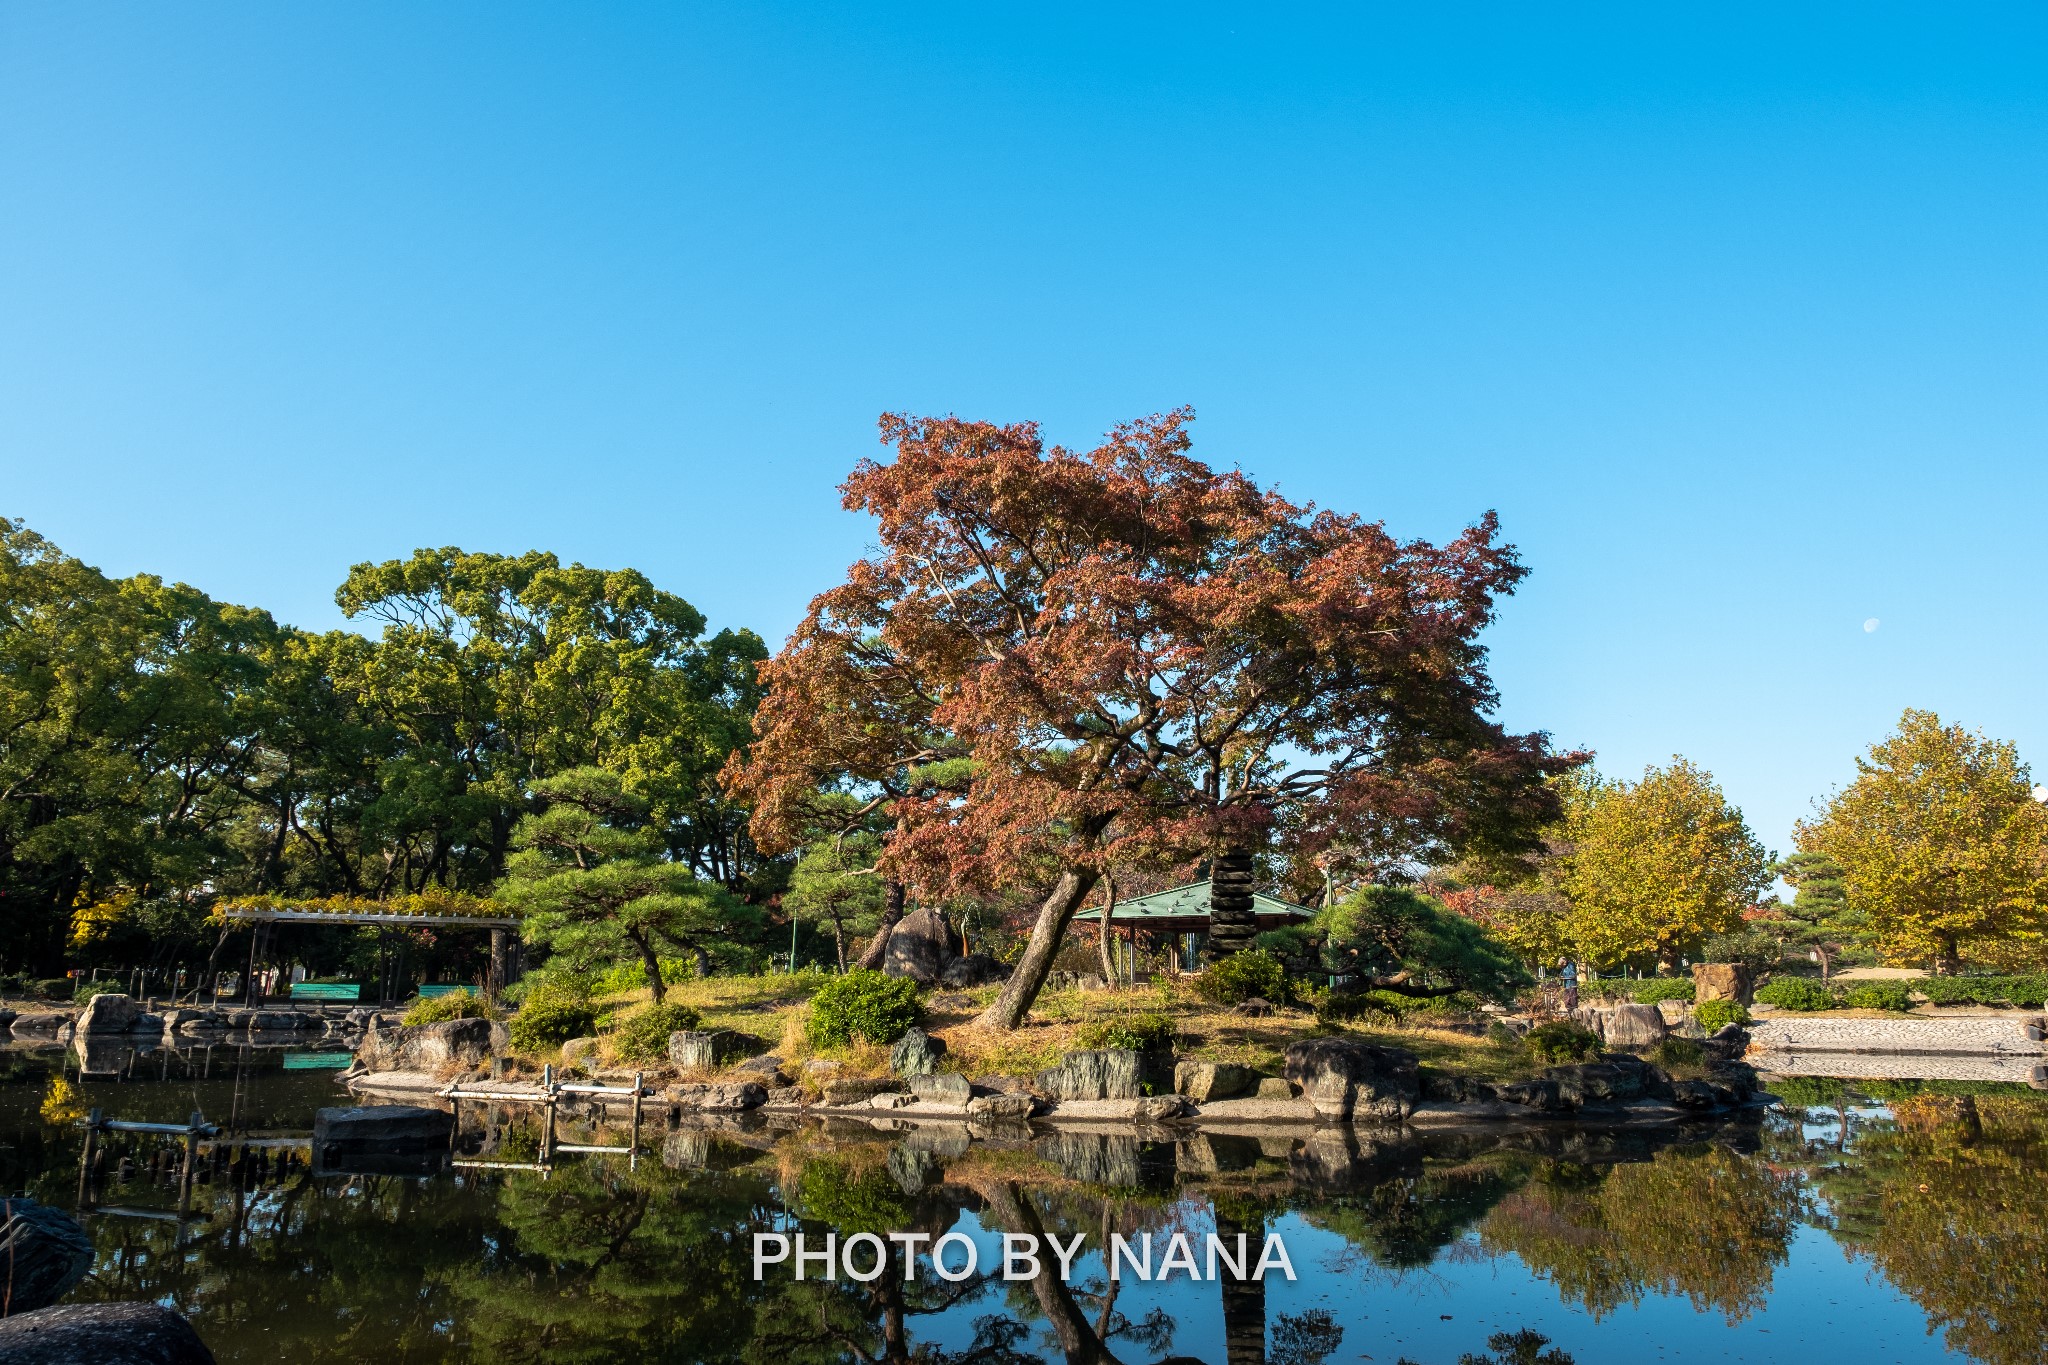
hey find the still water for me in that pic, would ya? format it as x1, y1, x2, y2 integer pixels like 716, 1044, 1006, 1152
1, 1042, 2041, 1365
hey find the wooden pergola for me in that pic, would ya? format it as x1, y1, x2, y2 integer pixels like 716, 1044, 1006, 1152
1073, 879, 1315, 971
217, 904, 522, 1005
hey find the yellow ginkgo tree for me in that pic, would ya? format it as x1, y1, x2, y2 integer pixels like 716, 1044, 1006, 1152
1797, 709, 2048, 975
1559, 759, 1772, 973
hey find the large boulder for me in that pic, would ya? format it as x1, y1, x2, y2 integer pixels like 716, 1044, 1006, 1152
1282, 1038, 1420, 1124
0, 1008, 15, 1032
966, 1093, 1041, 1121
668, 1081, 768, 1111
909, 1071, 972, 1103
0, 1200, 95, 1314
8, 1014, 70, 1038
1173, 1060, 1257, 1103
355, 1017, 507, 1072
667, 1030, 765, 1070
162, 1010, 226, 1034
938, 954, 1010, 988
1036, 1049, 1165, 1101
313, 1105, 454, 1159
820, 1078, 904, 1107
0, 1303, 215, 1364
77, 992, 141, 1033
880, 907, 963, 985
1573, 1003, 1669, 1049
889, 1028, 948, 1078
1693, 963, 1753, 1005
1545, 1056, 1669, 1105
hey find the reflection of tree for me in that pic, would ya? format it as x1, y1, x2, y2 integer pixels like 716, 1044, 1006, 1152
1478, 1146, 1801, 1323
1816, 1095, 2048, 1365
1397, 1327, 1575, 1365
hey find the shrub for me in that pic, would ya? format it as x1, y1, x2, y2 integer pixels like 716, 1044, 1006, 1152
1075, 1013, 1178, 1052
807, 969, 922, 1048
1914, 974, 2048, 1008
401, 990, 494, 1025
1756, 978, 1836, 1012
610, 1001, 704, 1062
1630, 977, 1697, 1005
1193, 949, 1289, 1006
1526, 1020, 1601, 1063
508, 980, 602, 1052
1485, 1020, 1525, 1050
33, 979, 74, 1001
1693, 1000, 1752, 1032
1843, 980, 1915, 1012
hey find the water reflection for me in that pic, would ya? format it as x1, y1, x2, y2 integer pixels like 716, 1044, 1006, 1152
1, 1051, 2044, 1364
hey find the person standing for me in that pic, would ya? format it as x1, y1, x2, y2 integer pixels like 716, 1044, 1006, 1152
1561, 958, 1580, 1013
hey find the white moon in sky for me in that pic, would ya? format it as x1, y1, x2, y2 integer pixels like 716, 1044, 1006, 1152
1863, 618, 1880, 633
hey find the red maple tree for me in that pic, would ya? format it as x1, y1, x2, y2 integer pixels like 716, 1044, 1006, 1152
728, 409, 1578, 1028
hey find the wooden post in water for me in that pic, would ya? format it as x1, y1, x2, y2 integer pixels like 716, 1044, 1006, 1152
78, 1109, 102, 1207
177, 1112, 202, 1216
629, 1072, 644, 1166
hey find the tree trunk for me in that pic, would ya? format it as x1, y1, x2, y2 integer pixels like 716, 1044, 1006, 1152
631, 932, 666, 1003
976, 866, 1102, 1030
969, 1179, 1122, 1365
1096, 875, 1119, 984
855, 880, 907, 970
1935, 933, 1960, 977
833, 922, 846, 972
1203, 845, 1258, 962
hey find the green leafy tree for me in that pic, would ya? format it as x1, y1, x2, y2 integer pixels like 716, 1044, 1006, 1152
1559, 760, 1771, 973
499, 767, 758, 1000
1769, 850, 1868, 979
1291, 884, 1530, 1002
784, 831, 887, 970
1796, 709, 2048, 974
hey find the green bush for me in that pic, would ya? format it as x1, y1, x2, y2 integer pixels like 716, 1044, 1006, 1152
807, 969, 922, 1048
1756, 978, 1836, 1012
1843, 980, 1916, 1012
1527, 1020, 1601, 1063
1694, 1000, 1752, 1031
610, 1001, 704, 1062
401, 990, 494, 1025
1193, 950, 1289, 1006
1630, 977, 1697, 1005
1914, 974, 2048, 1008
1075, 1013, 1178, 1052
1485, 1019, 1524, 1049
34, 979, 74, 1001
508, 980, 602, 1053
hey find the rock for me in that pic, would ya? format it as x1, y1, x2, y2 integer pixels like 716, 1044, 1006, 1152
236, 1010, 318, 1031
1586, 1003, 1668, 1048
667, 1029, 764, 1070
314, 1105, 455, 1158
78, 992, 141, 1033
1254, 1076, 1300, 1100
0, 1200, 94, 1313
1702, 1024, 1751, 1059
909, 1071, 972, 1103
1282, 1038, 1420, 1124
1496, 1078, 1569, 1112
9, 1014, 71, 1041
734, 1054, 794, 1086
560, 1037, 603, 1072
1132, 1095, 1196, 1121
163, 1010, 226, 1034
1704, 1059, 1761, 1103
889, 1027, 948, 1078
1545, 1056, 1667, 1105
1078, 974, 1110, 992
868, 1092, 916, 1110
0, 1009, 15, 1032
939, 954, 1010, 988
1234, 998, 1275, 1018
821, 1078, 904, 1107
668, 1081, 768, 1111
967, 1093, 1041, 1121
880, 906, 963, 985
0, 1303, 216, 1364
801, 1058, 844, 1078
355, 1017, 508, 1071
1667, 1079, 1731, 1109
1692, 962, 1753, 1005
1036, 1049, 1165, 1101
128, 1012, 166, 1034
1418, 1070, 1498, 1103
1173, 1060, 1256, 1103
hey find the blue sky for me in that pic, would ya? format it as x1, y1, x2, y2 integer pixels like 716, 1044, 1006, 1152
4, 4, 2044, 852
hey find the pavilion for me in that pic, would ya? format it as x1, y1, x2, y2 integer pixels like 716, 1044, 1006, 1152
1073, 879, 1315, 971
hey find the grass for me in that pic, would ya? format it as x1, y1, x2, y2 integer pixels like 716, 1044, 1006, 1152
504, 969, 1565, 1086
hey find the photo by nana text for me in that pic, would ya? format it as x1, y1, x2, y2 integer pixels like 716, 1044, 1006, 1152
753, 1230, 1297, 1284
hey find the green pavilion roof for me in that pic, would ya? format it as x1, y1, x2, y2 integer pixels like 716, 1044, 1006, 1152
1072, 879, 1315, 923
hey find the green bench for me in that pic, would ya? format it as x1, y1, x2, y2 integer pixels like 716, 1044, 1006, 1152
416, 983, 474, 1000
288, 982, 362, 1002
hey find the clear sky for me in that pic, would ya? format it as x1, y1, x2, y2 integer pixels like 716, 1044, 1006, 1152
4, 4, 2044, 853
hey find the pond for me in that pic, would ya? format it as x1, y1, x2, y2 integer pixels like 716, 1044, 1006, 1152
1, 1041, 2042, 1365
